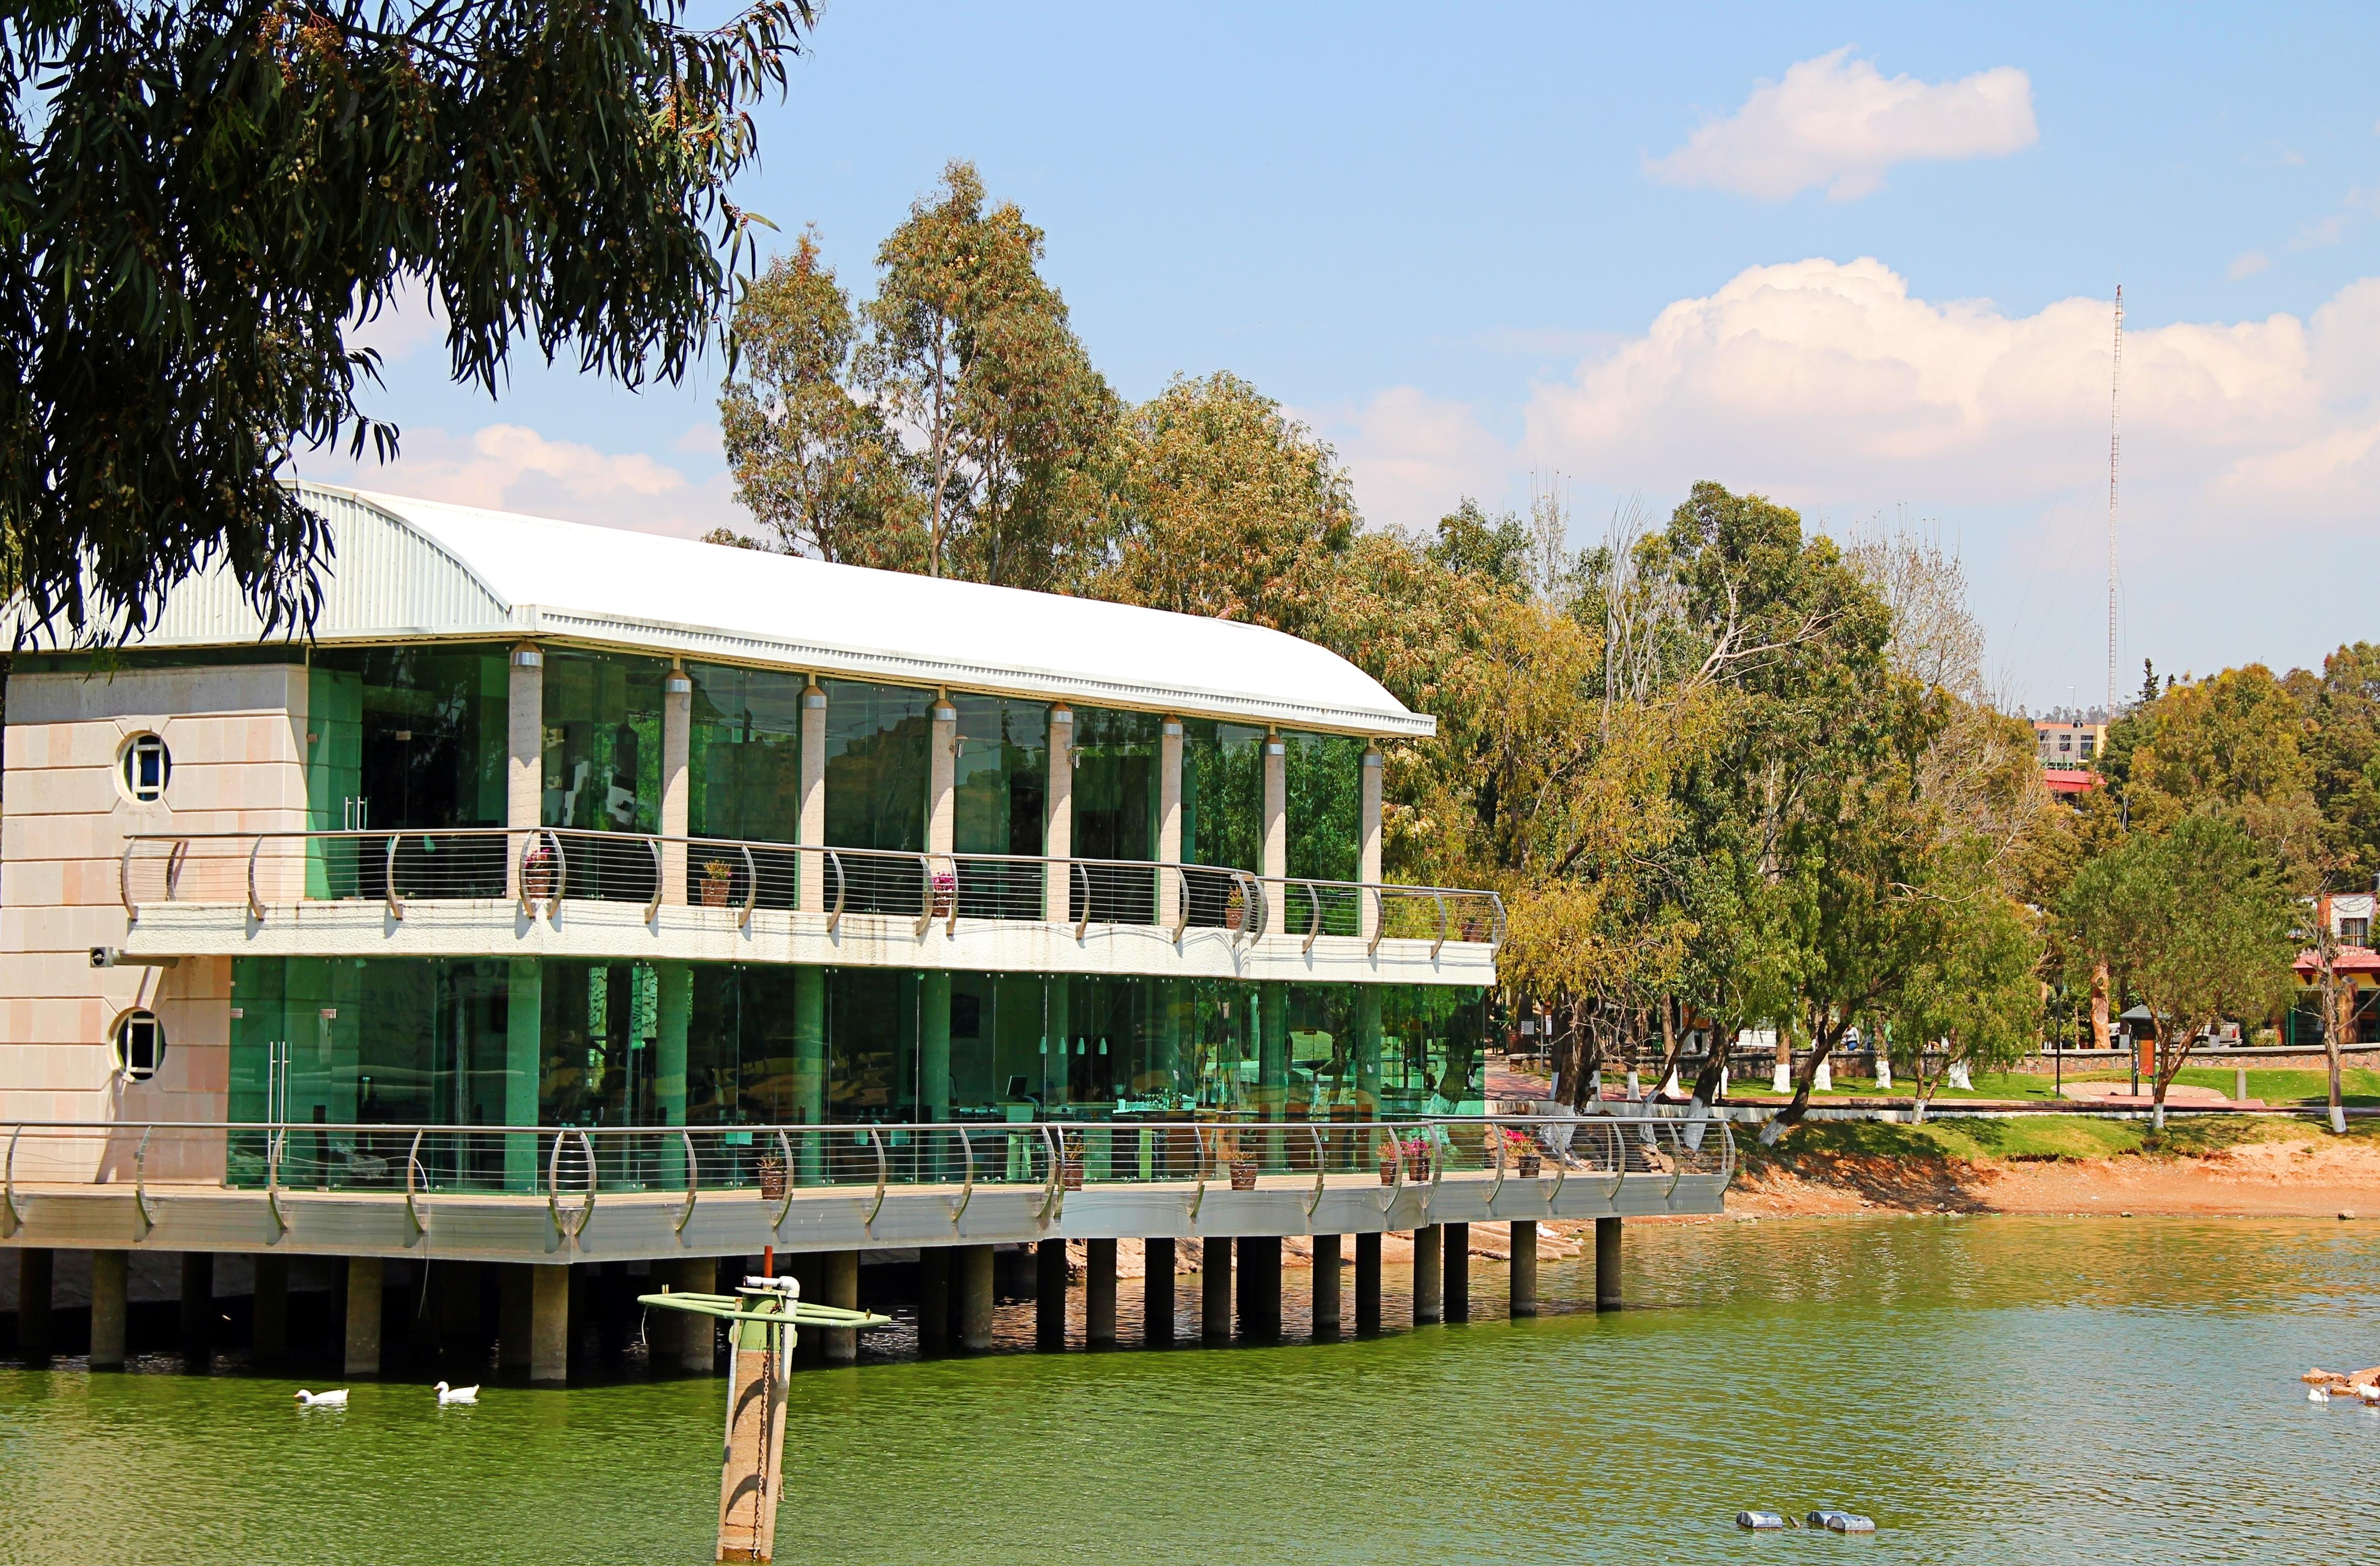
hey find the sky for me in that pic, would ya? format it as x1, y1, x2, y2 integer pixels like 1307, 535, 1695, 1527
305, 1, 2380, 714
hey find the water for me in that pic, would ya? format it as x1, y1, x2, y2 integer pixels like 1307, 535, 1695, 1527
6, 1216, 2380, 1564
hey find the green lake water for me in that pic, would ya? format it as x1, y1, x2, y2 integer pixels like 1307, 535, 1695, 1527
5, 1216, 2379, 1565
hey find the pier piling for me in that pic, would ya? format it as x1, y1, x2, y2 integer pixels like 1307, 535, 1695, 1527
1201, 1237, 1232, 1342
821, 1252, 859, 1365
1085, 1239, 1117, 1348
917, 1248, 950, 1353
1143, 1238, 1175, 1345
531, 1264, 569, 1384
1443, 1223, 1470, 1323
957, 1245, 994, 1351
1311, 1234, 1343, 1337
89, 1250, 127, 1369
1412, 1227, 1443, 1325
1236, 1236, 1282, 1342
1509, 1221, 1539, 1318
1354, 1232, 1382, 1335
15, 1248, 52, 1358
1035, 1240, 1068, 1349
1596, 1217, 1623, 1312
344, 1257, 383, 1377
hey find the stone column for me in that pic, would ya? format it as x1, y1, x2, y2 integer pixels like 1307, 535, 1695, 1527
1085, 1238, 1117, 1348
1354, 1231, 1382, 1335
1157, 718, 1184, 930
1412, 1227, 1442, 1325
1035, 1239, 1068, 1350
1358, 745, 1383, 941
1144, 1238, 1176, 1346
1596, 1217, 1623, 1312
957, 1244, 995, 1352
89, 1250, 127, 1369
660, 662, 692, 906
505, 643, 543, 901
1236, 1236, 1281, 1342
252, 1253, 289, 1365
798, 681, 828, 915
1261, 733, 1286, 933
15, 1248, 51, 1358
1311, 1234, 1343, 1338
344, 1256, 383, 1378
929, 696, 957, 857
1044, 705, 1073, 923
1510, 1220, 1540, 1318
1201, 1237, 1232, 1343
500, 1264, 534, 1373
504, 958, 542, 1190
792, 967, 826, 1183
180, 1252, 214, 1360
917, 1248, 950, 1354
821, 1251, 860, 1365
1442, 1222, 1470, 1324
531, 1264, 569, 1384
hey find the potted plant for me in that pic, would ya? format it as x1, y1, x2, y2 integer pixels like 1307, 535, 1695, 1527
930, 867, 957, 920
756, 1151, 787, 1199
1507, 1127, 1541, 1179
522, 837, 559, 901
700, 859, 735, 907
1222, 884, 1246, 932
1060, 1131, 1085, 1191
1378, 1137, 1400, 1185
1403, 1136, 1430, 1182
1229, 1151, 1258, 1190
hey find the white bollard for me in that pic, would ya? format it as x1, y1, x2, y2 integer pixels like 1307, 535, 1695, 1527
1771, 1060, 1790, 1094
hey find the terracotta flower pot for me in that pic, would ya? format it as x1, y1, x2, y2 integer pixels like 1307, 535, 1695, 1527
1516, 1154, 1541, 1179
1229, 1158, 1258, 1191
701, 876, 732, 908
1061, 1159, 1084, 1191
757, 1156, 787, 1200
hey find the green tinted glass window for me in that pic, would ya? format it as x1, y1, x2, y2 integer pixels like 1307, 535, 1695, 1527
687, 662, 806, 842
542, 650, 666, 832
822, 679, 931, 852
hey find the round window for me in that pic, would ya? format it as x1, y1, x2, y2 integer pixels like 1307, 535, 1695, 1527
120, 733, 171, 802
113, 1010, 166, 1082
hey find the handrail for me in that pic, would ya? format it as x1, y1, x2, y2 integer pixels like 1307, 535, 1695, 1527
770, 1128, 798, 1231
675, 1127, 699, 1234
1039, 1124, 1065, 1224
1305, 1124, 1327, 1219
950, 1125, 976, 1226
122, 828, 1507, 952
403, 1128, 427, 1236
2, 1123, 20, 1234
134, 1125, 156, 1231
265, 1128, 287, 1237
863, 1125, 887, 1231
1487, 1121, 1507, 1206
1187, 1125, 1210, 1222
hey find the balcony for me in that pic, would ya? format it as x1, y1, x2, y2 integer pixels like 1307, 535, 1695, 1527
115, 829, 1504, 984
0, 1112, 1729, 1262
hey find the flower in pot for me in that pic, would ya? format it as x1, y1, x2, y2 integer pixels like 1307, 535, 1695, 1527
1229, 1152, 1258, 1190
701, 859, 735, 907
1061, 1132, 1085, 1190
522, 838, 560, 901
757, 1151, 787, 1199
1506, 1127, 1541, 1178
1223, 884, 1246, 932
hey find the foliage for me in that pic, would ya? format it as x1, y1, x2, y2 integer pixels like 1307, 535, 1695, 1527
5, 0, 812, 639
2060, 813, 2299, 1122
1885, 872, 2045, 1121
2106, 664, 2321, 877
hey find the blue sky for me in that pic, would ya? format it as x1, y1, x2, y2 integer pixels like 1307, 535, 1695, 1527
311, 1, 2380, 711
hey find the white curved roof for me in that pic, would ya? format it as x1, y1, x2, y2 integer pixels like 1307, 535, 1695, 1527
42, 483, 1432, 737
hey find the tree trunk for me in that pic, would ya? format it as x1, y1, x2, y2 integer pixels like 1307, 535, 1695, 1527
2090, 962, 2111, 1051
1758, 1022, 1840, 1146
2324, 946, 2348, 1136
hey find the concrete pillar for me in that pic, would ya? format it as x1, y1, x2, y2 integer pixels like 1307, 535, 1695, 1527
344, 1256, 383, 1378
798, 681, 828, 915
919, 970, 951, 1124
821, 1250, 859, 1365
660, 662, 691, 905
531, 1264, 569, 1384
1201, 1236, 1232, 1343
1085, 1238, 1117, 1348
1510, 1220, 1540, 1318
1261, 734, 1286, 933
252, 1253, 289, 1365
505, 957, 542, 1190
1236, 1236, 1281, 1342
1144, 1238, 1175, 1346
1312, 1233, 1343, 1338
1358, 746, 1383, 940
929, 696, 957, 857
1044, 705, 1073, 923
89, 1250, 127, 1369
1157, 717, 1183, 929
1442, 1222, 1470, 1324
15, 1248, 52, 1358
1035, 1238, 1068, 1350
918, 1248, 950, 1353
500, 1264, 534, 1372
1354, 1231, 1382, 1335
957, 1244, 994, 1352
505, 643, 543, 901
793, 967, 825, 1183
1596, 1216, 1623, 1312
1412, 1227, 1442, 1325
179, 1252, 215, 1359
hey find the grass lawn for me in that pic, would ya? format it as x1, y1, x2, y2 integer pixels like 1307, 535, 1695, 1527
1746, 1111, 2380, 1166
2058, 1066, 2380, 1106
1723, 1069, 2066, 1102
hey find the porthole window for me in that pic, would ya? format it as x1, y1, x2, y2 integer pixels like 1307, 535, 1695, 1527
113, 1010, 166, 1082
121, 733, 171, 802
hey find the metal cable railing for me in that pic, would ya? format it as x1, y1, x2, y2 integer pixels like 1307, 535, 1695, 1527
0, 1115, 1730, 1221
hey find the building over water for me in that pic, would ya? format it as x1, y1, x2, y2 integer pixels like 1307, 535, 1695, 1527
1, 486, 1728, 1378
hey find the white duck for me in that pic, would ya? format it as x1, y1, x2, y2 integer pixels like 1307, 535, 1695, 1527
434, 1381, 480, 1406
2309, 1386, 2332, 1402
294, 1388, 349, 1408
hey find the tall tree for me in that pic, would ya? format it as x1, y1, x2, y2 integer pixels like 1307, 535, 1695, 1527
4, 0, 812, 639
717, 230, 918, 568
2061, 813, 2298, 1129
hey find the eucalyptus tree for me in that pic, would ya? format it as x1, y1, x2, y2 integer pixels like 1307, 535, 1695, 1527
3, 0, 814, 638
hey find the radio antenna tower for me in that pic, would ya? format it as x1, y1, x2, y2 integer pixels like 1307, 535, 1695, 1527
2107, 285, 2123, 721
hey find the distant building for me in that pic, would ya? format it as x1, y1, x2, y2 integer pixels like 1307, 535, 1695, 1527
2033, 720, 2105, 768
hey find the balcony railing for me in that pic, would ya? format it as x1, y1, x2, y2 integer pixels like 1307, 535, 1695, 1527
117, 829, 1504, 953
0, 1114, 1729, 1224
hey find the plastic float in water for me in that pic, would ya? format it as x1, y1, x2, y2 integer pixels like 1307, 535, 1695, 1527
1735, 1511, 1788, 1530
1807, 1510, 1877, 1533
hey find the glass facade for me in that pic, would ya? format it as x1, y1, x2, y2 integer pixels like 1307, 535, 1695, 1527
1283, 731, 1363, 882
543, 648, 666, 833
1180, 719, 1265, 871
687, 661, 807, 842
229, 956, 1486, 1134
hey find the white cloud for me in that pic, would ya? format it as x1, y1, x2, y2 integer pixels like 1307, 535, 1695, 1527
1306, 386, 1510, 535
1517, 258, 2380, 537
1648, 48, 2037, 201
2228, 251, 2271, 279
297, 422, 740, 540
345, 283, 446, 365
